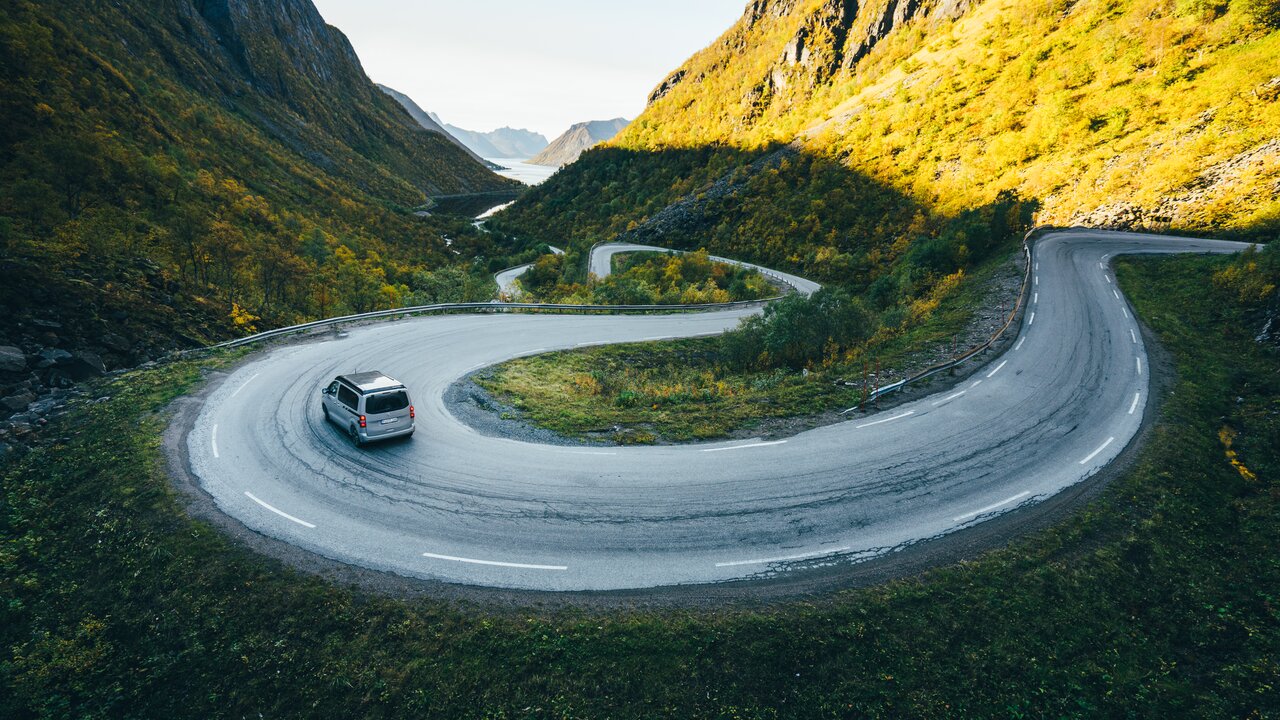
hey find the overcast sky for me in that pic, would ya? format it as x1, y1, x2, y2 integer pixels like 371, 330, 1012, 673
310, 0, 745, 140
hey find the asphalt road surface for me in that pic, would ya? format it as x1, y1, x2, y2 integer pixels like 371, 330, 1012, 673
179, 230, 1252, 591
492, 245, 563, 299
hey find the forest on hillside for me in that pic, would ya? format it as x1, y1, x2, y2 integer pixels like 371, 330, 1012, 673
0, 0, 516, 368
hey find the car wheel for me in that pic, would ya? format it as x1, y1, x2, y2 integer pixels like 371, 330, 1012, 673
322, 405, 330, 421
348, 424, 364, 447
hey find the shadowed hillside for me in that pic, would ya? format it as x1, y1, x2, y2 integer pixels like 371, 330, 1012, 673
0, 0, 518, 373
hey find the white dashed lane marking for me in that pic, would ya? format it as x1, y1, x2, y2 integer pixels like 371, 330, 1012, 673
702, 440, 788, 453
211, 424, 219, 459
855, 411, 915, 429
422, 552, 567, 571
933, 391, 966, 407
954, 491, 1031, 522
1079, 437, 1116, 465
228, 373, 260, 399
245, 491, 315, 529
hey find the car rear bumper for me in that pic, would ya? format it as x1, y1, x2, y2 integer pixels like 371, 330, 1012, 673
361, 422, 415, 443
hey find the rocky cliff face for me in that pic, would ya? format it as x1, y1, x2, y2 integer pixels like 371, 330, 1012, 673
184, 0, 366, 98
646, 0, 965, 132
528, 119, 630, 167
110, 0, 510, 196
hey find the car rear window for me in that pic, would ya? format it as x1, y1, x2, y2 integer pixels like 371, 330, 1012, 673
365, 391, 409, 414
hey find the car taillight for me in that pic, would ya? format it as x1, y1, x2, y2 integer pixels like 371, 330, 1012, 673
409, 405, 415, 419
358, 415, 366, 428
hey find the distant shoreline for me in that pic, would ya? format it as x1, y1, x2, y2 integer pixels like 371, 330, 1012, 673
485, 157, 558, 186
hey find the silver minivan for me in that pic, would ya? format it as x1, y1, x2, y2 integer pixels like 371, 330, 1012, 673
321, 371, 415, 445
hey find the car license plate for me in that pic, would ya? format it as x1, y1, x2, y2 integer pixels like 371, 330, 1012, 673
381, 418, 399, 425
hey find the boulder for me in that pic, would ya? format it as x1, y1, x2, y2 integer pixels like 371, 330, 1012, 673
61, 351, 106, 381
36, 348, 73, 368
101, 332, 131, 352
0, 345, 25, 373
1, 392, 34, 412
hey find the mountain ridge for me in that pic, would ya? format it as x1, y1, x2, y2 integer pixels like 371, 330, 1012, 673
0, 0, 517, 382
376, 84, 502, 170
502, 0, 1279, 273
435, 120, 549, 158
529, 118, 630, 167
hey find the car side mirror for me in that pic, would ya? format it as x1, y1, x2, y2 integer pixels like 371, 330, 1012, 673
321, 388, 331, 395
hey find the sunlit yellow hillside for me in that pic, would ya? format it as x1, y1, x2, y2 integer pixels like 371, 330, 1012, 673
620, 0, 1280, 233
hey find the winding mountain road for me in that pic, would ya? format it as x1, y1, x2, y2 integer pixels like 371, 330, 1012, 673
492, 246, 563, 299
177, 230, 1252, 591
590, 242, 822, 296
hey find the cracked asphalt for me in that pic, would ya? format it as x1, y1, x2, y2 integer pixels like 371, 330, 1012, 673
173, 230, 1253, 591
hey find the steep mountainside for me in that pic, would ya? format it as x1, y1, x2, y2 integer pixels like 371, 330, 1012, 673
0, 0, 517, 391
529, 118, 630, 167
377, 84, 500, 169
434, 118, 549, 158
500, 0, 1278, 280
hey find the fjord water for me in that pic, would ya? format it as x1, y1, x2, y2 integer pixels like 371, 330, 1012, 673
486, 157, 557, 185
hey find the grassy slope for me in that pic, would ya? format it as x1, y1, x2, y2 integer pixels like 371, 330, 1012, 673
479, 249, 1012, 442
624, 0, 1280, 232
2, 255, 1277, 717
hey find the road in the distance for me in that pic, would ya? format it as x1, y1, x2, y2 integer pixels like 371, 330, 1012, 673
492, 246, 563, 299
590, 242, 822, 296
179, 230, 1253, 591
496, 242, 818, 299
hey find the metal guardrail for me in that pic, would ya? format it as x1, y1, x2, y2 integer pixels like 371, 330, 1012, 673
200, 297, 784, 352
197, 229, 1049, 390
841, 227, 1048, 412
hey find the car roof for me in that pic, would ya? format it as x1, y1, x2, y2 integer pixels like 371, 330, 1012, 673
337, 372, 406, 393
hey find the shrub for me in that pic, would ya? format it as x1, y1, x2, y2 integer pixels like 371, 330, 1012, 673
721, 288, 876, 370
1237, 0, 1280, 28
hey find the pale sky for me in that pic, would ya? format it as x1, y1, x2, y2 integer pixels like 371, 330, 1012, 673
310, 0, 745, 140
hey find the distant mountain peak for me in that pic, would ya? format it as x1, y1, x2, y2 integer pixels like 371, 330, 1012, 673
431, 121, 549, 159
529, 118, 629, 167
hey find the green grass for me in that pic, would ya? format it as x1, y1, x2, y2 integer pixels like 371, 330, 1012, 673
478, 252, 1012, 442
2, 255, 1277, 717
477, 337, 845, 442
